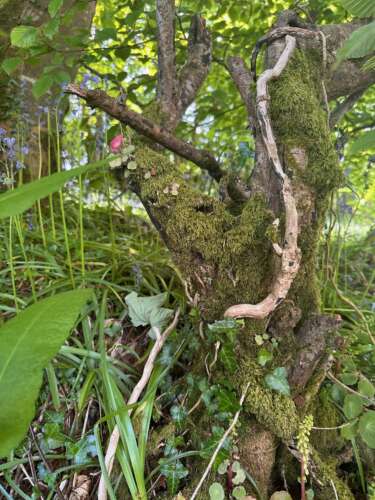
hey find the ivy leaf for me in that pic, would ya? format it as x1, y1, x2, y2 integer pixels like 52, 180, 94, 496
359, 411, 375, 448
170, 405, 187, 425
48, 0, 64, 17
219, 344, 237, 373
0, 289, 93, 457
32, 74, 54, 99
125, 292, 173, 336
159, 458, 188, 495
1, 57, 22, 75
343, 394, 364, 419
10, 26, 40, 48
209, 482, 225, 500
265, 367, 291, 396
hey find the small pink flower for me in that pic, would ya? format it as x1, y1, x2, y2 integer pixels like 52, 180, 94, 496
109, 134, 124, 153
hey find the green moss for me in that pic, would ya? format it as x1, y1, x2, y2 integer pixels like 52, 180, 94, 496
311, 388, 344, 454
311, 450, 355, 500
237, 359, 299, 440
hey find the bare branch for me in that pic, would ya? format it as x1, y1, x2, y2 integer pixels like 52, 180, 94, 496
156, 0, 177, 126
98, 310, 180, 500
65, 84, 223, 181
226, 56, 257, 128
329, 88, 367, 128
225, 35, 301, 320
176, 14, 211, 123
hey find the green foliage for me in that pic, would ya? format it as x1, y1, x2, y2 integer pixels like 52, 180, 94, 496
125, 291, 173, 336
349, 130, 375, 155
48, 0, 64, 18
10, 26, 40, 48
340, 0, 375, 17
264, 367, 291, 397
1, 57, 22, 75
0, 289, 92, 457
358, 411, 375, 448
209, 482, 225, 500
337, 21, 375, 63
0, 159, 109, 219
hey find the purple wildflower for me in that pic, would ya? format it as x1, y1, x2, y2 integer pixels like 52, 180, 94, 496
0, 127, 6, 136
21, 146, 29, 155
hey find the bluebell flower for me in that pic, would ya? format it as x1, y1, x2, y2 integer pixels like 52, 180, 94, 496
21, 146, 29, 155
91, 75, 100, 83
15, 160, 24, 170
0, 127, 6, 136
3, 137, 16, 148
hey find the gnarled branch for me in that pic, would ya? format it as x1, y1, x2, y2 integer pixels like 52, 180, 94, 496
225, 35, 301, 320
65, 84, 223, 181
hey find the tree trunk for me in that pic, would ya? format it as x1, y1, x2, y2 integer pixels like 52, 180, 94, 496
67, 7, 375, 498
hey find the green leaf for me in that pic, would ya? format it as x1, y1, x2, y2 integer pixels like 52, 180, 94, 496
359, 411, 375, 448
232, 485, 247, 498
337, 22, 375, 62
0, 289, 93, 457
349, 130, 375, 155
125, 291, 172, 332
341, 420, 358, 440
257, 347, 273, 366
11, 26, 40, 48
53, 70, 71, 85
48, 0, 64, 17
32, 74, 54, 99
340, 0, 375, 17
339, 372, 358, 385
0, 158, 109, 220
219, 344, 237, 373
159, 458, 188, 495
265, 367, 291, 396
209, 482, 225, 500
1, 57, 22, 75
43, 17, 60, 39
343, 394, 364, 419
270, 493, 293, 500
358, 378, 375, 398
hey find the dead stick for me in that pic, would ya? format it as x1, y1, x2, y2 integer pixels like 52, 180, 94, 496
98, 309, 180, 500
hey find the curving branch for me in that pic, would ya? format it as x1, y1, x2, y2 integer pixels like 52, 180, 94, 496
65, 84, 223, 181
156, 0, 177, 127
225, 35, 301, 320
329, 88, 367, 128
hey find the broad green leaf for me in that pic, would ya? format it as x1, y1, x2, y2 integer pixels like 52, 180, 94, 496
10, 26, 39, 48
337, 21, 375, 62
0, 158, 109, 219
125, 292, 172, 334
32, 74, 54, 99
343, 394, 364, 419
341, 420, 358, 440
219, 343, 237, 373
339, 372, 358, 385
48, 0, 64, 17
349, 130, 375, 155
1, 57, 22, 75
0, 289, 93, 457
358, 378, 375, 398
330, 383, 346, 403
209, 482, 225, 500
359, 411, 375, 448
265, 367, 291, 396
340, 0, 375, 17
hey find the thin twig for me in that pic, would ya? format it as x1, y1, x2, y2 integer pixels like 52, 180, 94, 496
97, 309, 180, 500
190, 382, 250, 500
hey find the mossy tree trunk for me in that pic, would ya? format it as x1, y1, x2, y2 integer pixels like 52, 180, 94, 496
69, 6, 375, 499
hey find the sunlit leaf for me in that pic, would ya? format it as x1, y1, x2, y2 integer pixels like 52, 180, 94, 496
10, 26, 39, 48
